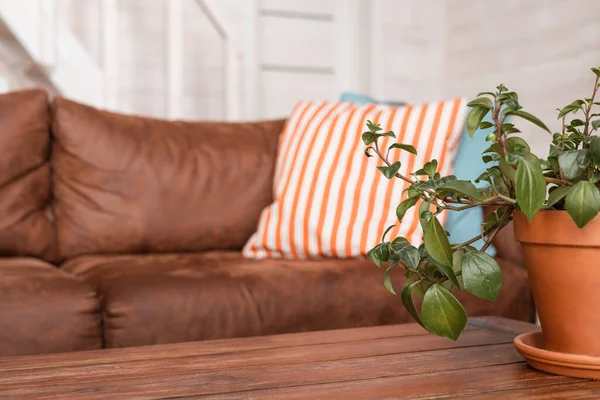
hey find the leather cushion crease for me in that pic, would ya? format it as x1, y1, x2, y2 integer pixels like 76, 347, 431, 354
0, 258, 102, 356
62, 251, 533, 348
51, 97, 286, 260
0, 89, 57, 262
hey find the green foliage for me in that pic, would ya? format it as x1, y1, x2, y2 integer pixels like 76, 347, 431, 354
461, 251, 503, 301
421, 284, 467, 341
363, 66, 600, 340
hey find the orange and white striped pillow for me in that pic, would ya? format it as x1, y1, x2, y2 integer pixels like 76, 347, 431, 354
243, 99, 467, 259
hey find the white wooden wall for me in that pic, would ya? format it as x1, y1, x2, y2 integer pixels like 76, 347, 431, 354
0, 0, 598, 138
255, 0, 340, 119
444, 0, 600, 156
370, 0, 600, 156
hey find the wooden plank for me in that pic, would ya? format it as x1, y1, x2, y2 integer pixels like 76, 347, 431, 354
0, 329, 512, 383
0, 322, 478, 372
461, 380, 600, 399
469, 316, 541, 335
0, 341, 522, 399
212, 364, 589, 399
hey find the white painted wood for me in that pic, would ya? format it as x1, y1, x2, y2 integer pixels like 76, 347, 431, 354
260, 0, 336, 16
39, 0, 57, 66
261, 70, 335, 118
259, 16, 334, 69
242, 0, 261, 119
0, 0, 103, 105
101, 0, 119, 110
225, 46, 242, 120
166, 0, 184, 119
443, 0, 600, 157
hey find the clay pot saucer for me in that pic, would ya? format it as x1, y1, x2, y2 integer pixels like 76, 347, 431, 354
514, 332, 600, 379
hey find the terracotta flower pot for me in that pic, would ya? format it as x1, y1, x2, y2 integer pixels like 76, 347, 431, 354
514, 210, 600, 356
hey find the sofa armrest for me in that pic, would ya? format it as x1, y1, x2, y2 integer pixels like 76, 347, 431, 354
483, 207, 524, 267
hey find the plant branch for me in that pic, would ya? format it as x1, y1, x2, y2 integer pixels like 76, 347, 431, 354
480, 207, 512, 252
545, 177, 573, 186
584, 74, 600, 138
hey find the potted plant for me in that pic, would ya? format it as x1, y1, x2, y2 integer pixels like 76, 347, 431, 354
364, 66, 600, 378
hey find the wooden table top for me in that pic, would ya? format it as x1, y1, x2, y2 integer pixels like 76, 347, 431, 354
0, 316, 599, 399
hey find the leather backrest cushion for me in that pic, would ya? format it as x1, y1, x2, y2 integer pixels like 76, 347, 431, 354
0, 89, 57, 262
51, 97, 285, 259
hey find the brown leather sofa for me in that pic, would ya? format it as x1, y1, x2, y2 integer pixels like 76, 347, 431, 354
0, 89, 534, 357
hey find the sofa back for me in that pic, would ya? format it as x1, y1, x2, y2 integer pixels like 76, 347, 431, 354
0, 89, 57, 262
51, 97, 286, 260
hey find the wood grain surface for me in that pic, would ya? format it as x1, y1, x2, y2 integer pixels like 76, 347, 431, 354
0, 317, 598, 399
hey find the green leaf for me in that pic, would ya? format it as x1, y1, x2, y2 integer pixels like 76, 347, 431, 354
368, 243, 390, 267
423, 216, 452, 267
506, 110, 551, 133
377, 161, 401, 179
401, 281, 424, 327
558, 150, 590, 180
389, 143, 417, 155
419, 200, 431, 229
590, 137, 600, 165
366, 120, 381, 132
498, 159, 516, 182
592, 120, 600, 131
364, 148, 373, 158
505, 137, 531, 153
423, 160, 438, 178
431, 261, 460, 289
592, 67, 600, 78
362, 131, 376, 145
438, 180, 483, 201
452, 249, 465, 279
381, 224, 395, 242
461, 251, 503, 301
479, 121, 494, 129
504, 99, 520, 111
467, 98, 493, 109
383, 265, 397, 295
477, 91, 496, 97
421, 284, 467, 340
565, 181, 600, 228
382, 130, 396, 138
466, 107, 489, 138
545, 186, 570, 209
390, 238, 420, 270
515, 156, 546, 221
396, 196, 420, 222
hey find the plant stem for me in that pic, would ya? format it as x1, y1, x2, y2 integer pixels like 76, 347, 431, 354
545, 177, 573, 186
480, 208, 512, 252
497, 194, 517, 204
373, 144, 416, 185
584, 74, 600, 138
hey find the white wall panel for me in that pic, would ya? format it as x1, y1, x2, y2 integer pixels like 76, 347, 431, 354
261, 70, 335, 118
260, 0, 336, 16
259, 17, 334, 69
444, 0, 600, 157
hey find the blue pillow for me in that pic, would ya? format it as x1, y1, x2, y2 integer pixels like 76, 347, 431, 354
340, 92, 497, 255
445, 111, 497, 256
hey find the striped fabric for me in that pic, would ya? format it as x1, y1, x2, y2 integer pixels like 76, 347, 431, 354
243, 98, 467, 259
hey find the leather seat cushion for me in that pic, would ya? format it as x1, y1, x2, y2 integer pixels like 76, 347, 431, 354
62, 252, 533, 348
0, 89, 57, 262
0, 258, 101, 356
51, 97, 286, 260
